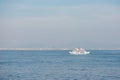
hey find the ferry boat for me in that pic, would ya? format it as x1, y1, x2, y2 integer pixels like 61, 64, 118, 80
69, 48, 90, 55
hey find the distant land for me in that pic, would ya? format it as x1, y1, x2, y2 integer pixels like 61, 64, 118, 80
0, 48, 70, 50
0, 48, 120, 50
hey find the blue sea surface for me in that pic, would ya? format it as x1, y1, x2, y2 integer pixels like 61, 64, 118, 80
0, 50, 120, 80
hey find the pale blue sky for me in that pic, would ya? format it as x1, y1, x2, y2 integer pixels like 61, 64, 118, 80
0, 0, 120, 48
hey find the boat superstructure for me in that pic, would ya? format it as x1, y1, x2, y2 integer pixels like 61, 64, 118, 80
69, 48, 90, 55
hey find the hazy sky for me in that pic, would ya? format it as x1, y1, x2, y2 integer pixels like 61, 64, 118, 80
0, 0, 120, 48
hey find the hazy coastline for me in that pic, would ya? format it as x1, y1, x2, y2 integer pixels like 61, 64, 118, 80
0, 48, 120, 50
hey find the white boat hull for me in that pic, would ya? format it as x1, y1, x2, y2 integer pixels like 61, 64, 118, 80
69, 51, 90, 55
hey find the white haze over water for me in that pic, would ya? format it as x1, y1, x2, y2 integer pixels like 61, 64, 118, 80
0, 0, 120, 48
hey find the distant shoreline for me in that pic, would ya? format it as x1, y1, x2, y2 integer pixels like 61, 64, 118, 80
0, 48, 120, 50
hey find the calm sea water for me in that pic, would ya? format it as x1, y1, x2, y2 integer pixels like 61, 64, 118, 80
0, 50, 120, 80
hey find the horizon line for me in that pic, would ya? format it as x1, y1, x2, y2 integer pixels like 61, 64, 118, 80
0, 48, 120, 50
